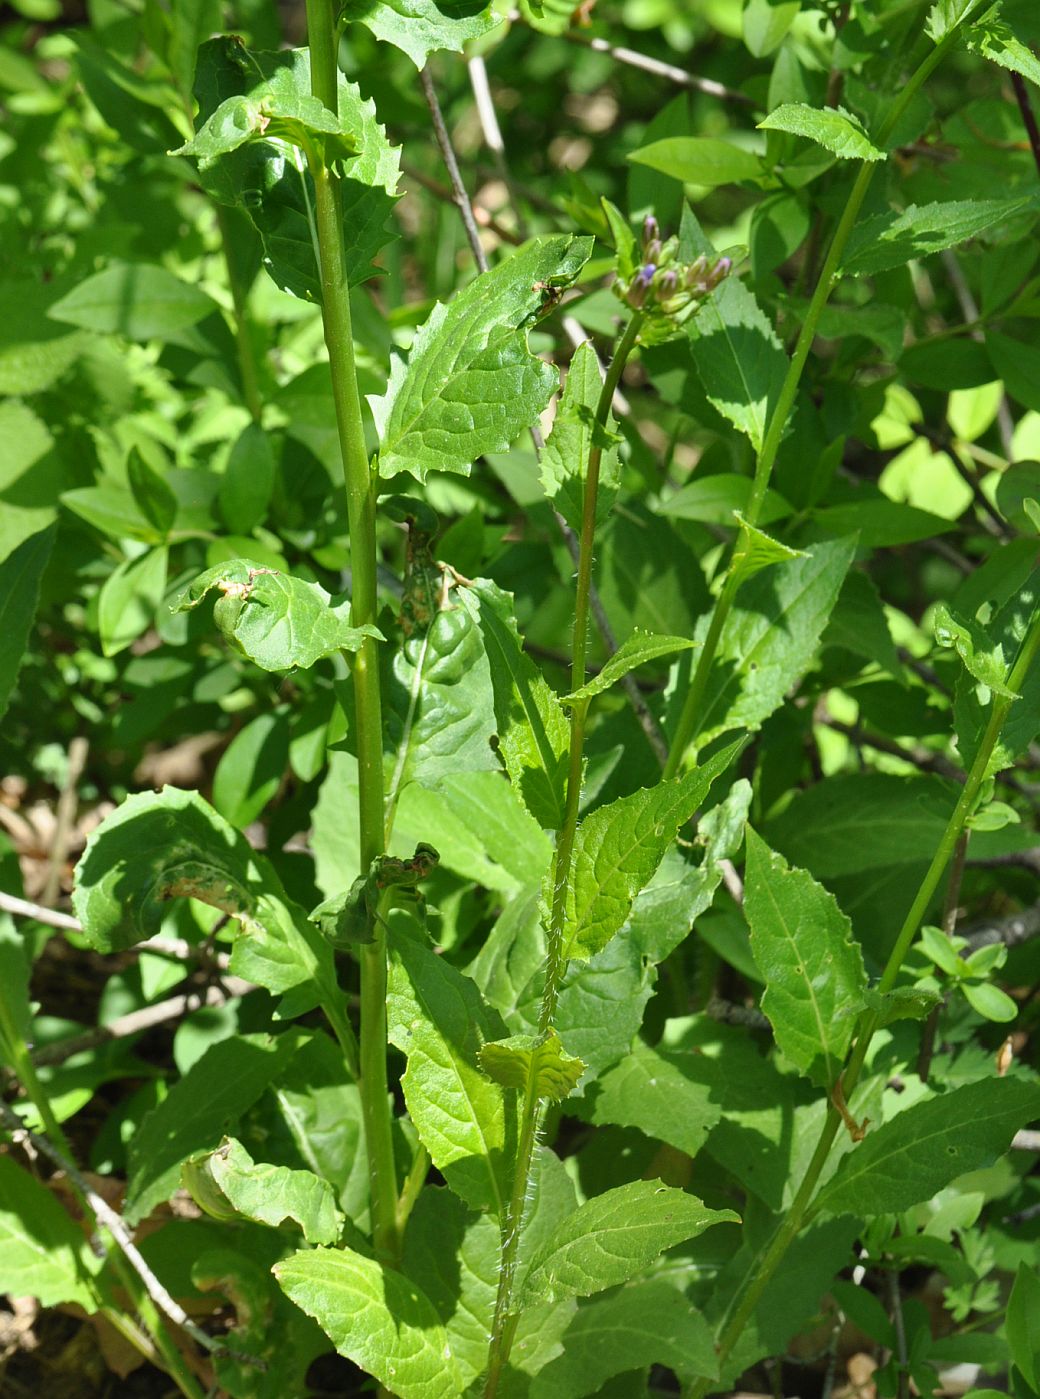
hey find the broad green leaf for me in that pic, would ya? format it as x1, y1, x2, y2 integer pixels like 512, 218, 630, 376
187, 39, 400, 295
815, 1078, 1040, 1217
182, 1136, 342, 1244
0, 524, 54, 720
996, 461, 1040, 532
383, 580, 499, 802
729, 512, 805, 585
841, 195, 1040, 277
823, 570, 905, 682
686, 536, 856, 748
658, 472, 791, 527
220, 423, 276, 534
212, 709, 290, 828
955, 567, 1040, 778
686, 277, 788, 451
386, 926, 514, 1214
531, 1281, 718, 1395
98, 546, 168, 657
561, 741, 742, 960
373, 235, 592, 480
127, 448, 176, 535
175, 558, 380, 671
965, 14, 1040, 88
743, 0, 800, 56
463, 579, 570, 830
584, 1039, 723, 1158
48, 263, 219, 340
759, 103, 883, 160
627, 137, 765, 187
563, 630, 697, 705
926, 0, 988, 40
518, 1180, 738, 1306
1007, 1263, 1040, 1392
479, 1029, 586, 1101
126, 1032, 284, 1222
343, 0, 500, 68
933, 602, 1018, 697
540, 340, 619, 531
274, 1245, 462, 1399
168, 0, 221, 101
743, 828, 867, 1087
0, 1157, 101, 1310
962, 981, 1018, 1022
72, 788, 354, 1050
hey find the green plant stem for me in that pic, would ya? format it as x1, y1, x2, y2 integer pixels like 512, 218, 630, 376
305, 0, 397, 1263
483, 311, 644, 1399
686, 606, 1040, 1399
664, 23, 964, 781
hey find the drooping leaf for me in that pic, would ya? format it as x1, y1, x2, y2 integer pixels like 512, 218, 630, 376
479, 1029, 586, 1102
686, 277, 789, 451
841, 195, 1040, 277
627, 137, 765, 188
48, 263, 219, 340
759, 103, 884, 160
583, 1039, 723, 1158
274, 1245, 462, 1399
373, 235, 592, 481
933, 601, 1019, 698
518, 1180, 738, 1306
743, 828, 868, 1087
386, 926, 515, 1215
0, 524, 54, 720
540, 340, 619, 531
562, 630, 697, 705
561, 741, 742, 961
683, 535, 856, 748
815, 1078, 1040, 1217
342, 0, 500, 68
126, 1033, 285, 1223
0, 1157, 101, 1310
463, 579, 570, 830
182, 1136, 343, 1244
174, 558, 381, 671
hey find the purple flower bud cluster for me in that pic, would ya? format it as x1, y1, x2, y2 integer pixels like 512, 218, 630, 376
617, 217, 733, 321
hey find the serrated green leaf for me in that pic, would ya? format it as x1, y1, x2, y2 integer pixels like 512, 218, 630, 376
584, 1039, 723, 1158
730, 511, 805, 585
0, 524, 54, 721
759, 103, 883, 160
540, 340, 620, 531
862, 985, 943, 1028
933, 601, 1019, 698
274, 1245, 462, 1399
926, 0, 988, 41
462, 579, 570, 830
479, 1029, 585, 1101
562, 741, 742, 960
126, 1033, 284, 1222
841, 195, 1040, 277
373, 235, 592, 480
343, 0, 500, 68
563, 630, 697, 705
627, 137, 765, 188
965, 13, 1040, 86
687, 536, 856, 748
815, 1078, 1040, 1217
175, 558, 381, 671
187, 39, 400, 295
182, 1136, 343, 1244
0, 1157, 102, 1310
686, 277, 788, 451
518, 1180, 738, 1306
48, 262, 219, 340
743, 829, 867, 1086
387, 927, 515, 1214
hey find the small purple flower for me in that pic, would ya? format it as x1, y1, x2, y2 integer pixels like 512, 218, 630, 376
635, 264, 656, 288
642, 214, 659, 248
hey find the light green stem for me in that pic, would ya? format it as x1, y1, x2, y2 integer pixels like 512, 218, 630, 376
664, 22, 965, 779
305, 0, 398, 1262
686, 606, 1040, 1398
483, 312, 644, 1398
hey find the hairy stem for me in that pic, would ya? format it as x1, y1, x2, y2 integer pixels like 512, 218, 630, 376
305, 0, 397, 1261
664, 23, 965, 779
483, 312, 644, 1397
686, 605, 1040, 1398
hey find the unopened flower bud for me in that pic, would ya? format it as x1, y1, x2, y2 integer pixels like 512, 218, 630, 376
644, 238, 662, 265
642, 214, 659, 249
709, 256, 732, 287
657, 268, 678, 298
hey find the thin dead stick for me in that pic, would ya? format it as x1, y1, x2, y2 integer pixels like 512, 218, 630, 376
0, 1098, 261, 1366
41, 736, 89, 908
0, 890, 81, 931
506, 12, 753, 104
467, 53, 529, 239
963, 901, 1040, 952
419, 64, 490, 274
940, 249, 1015, 458
1011, 71, 1040, 176
28, 979, 255, 1068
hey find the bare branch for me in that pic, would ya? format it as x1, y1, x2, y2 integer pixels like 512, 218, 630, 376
419, 64, 489, 273
0, 890, 81, 931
